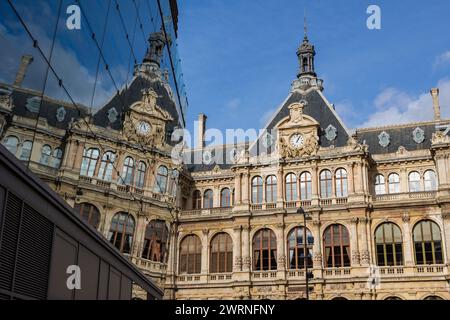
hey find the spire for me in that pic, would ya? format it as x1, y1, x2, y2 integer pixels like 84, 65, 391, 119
296, 13, 316, 78
143, 30, 166, 67
291, 14, 323, 92
304, 9, 308, 41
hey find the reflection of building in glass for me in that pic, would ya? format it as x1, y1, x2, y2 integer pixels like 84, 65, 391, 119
1, 1, 450, 301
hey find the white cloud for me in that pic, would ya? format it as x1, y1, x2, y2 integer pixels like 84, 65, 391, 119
434, 51, 450, 69
358, 78, 450, 128
225, 98, 240, 109
0, 4, 125, 111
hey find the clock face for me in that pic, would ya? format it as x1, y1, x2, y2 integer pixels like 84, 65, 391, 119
136, 121, 151, 135
290, 133, 304, 148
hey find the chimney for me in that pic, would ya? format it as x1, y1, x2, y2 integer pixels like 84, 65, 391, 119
430, 88, 441, 121
14, 55, 34, 87
197, 113, 207, 149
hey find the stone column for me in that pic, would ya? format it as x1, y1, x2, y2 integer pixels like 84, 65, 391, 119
311, 165, 319, 205
73, 141, 84, 171
312, 219, 322, 269
350, 218, 361, 266
441, 214, 450, 266
401, 213, 414, 266
400, 168, 408, 193
242, 226, 251, 271
277, 168, 284, 207
276, 224, 286, 272
61, 139, 73, 168
234, 172, 242, 205
359, 217, 370, 265
233, 226, 242, 272
113, 150, 125, 182
132, 215, 146, 258
348, 163, 355, 194
242, 173, 249, 205
201, 229, 209, 274
354, 163, 363, 193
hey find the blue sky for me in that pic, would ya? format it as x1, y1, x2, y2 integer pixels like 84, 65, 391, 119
1, 0, 450, 139
177, 0, 450, 135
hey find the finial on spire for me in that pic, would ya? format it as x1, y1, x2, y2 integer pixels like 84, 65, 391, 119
304, 9, 308, 41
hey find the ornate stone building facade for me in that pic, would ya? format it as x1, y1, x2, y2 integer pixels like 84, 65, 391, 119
1, 31, 450, 300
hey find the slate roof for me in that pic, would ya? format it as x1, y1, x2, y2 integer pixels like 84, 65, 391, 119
1, 83, 89, 131
260, 90, 351, 151
355, 122, 446, 155
92, 76, 180, 144
184, 145, 238, 173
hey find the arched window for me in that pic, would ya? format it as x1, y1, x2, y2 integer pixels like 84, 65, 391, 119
193, 190, 202, 209
203, 189, 214, 209
74, 203, 101, 229
154, 166, 168, 193
120, 157, 135, 185
253, 229, 277, 271
375, 223, 403, 266
375, 174, 386, 195
300, 172, 312, 200
107, 212, 135, 254
98, 151, 115, 181
320, 170, 332, 198
135, 161, 146, 189
388, 173, 400, 194
335, 168, 348, 197
142, 220, 168, 263
179, 234, 202, 274
2, 136, 19, 155
210, 233, 233, 273
40, 145, 52, 165
251, 176, 263, 204
266, 175, 277, 204
385, 296, 402, 300
409, 171, 421, 192
51, 148, 63, 168
424, 296, 444, 300
323, 224, 350, 268
424, 170, 437, 191
220, 188, 231, 207
80, 148, 99, 177
285, 173, 297, 202
413, 220, 443, 265
288, 227, 313, 269
19, 140, 33, 161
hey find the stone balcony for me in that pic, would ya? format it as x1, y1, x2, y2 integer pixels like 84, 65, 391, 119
174, 265, 448, 286
373, 191, 437, 205
76, 174, 176, 203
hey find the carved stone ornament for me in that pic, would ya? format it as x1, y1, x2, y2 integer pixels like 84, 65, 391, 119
432, 130, 450, 144
234, 256, 243, 269
325, 124, 337, 141
378, 131, 390, 148
278, 255, 286, 267
352, 250, 361, 265
0, 91, 13, 111
289, 100, 308, 123
413, 127, 425, 144
279, 133, 319, 159
243, 256, 251, 269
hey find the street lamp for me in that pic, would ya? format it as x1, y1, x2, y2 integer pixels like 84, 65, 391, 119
297, 208, 312, 300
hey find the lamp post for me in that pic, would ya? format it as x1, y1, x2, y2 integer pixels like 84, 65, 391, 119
297, 207, 312, 300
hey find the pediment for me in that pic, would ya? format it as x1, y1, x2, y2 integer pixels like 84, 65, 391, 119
276, 101, 319, 130
129, 88, 173, 122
